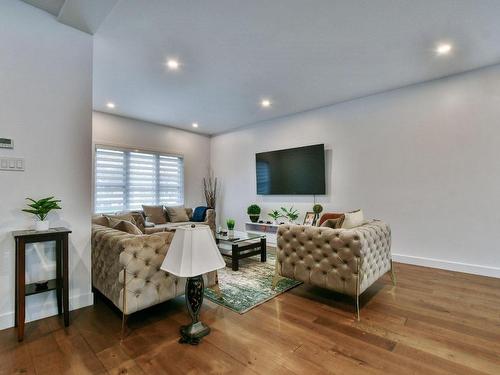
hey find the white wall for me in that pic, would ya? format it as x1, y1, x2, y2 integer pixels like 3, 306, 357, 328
92, 111, 211, 208
0, 1, 93, 329
211, 64, 500, 278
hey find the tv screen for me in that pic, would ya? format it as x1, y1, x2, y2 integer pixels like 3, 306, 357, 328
256, 144, 326, 195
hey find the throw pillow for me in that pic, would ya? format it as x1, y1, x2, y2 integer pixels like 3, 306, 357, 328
317, 212, 344, 226
165, 206, 190, 223
320, 218, 343, 229
341, 209, 365, 229
92, 215, 109, 227
112, 220, 143, 235
142, 205, 167, 224
192, 206, 208, 222
105, 213, 137, 226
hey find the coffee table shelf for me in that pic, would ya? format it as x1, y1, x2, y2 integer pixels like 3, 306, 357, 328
215, 231, 266, 271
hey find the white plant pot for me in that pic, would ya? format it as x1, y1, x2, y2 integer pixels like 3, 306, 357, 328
35, 220, 50, 231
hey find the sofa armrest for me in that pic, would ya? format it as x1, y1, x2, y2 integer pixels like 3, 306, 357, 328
351, 220, 392, 293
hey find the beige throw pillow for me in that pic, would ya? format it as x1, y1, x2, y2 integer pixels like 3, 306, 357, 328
92, 215, 109, 227
165, 206, 190, 223
341, 209, 365, 229
142, 205, 167, 224
105, 213, 137, 226
112, 220, 143, 235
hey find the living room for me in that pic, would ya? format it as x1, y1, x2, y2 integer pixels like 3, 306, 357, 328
1, 1, 499, 374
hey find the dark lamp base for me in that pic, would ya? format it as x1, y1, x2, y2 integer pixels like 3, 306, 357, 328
179, 275, 211, 345
179, 321, 211, 345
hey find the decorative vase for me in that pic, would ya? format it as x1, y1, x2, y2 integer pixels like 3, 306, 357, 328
249, 214, 259, 223
35, 220, 49, 231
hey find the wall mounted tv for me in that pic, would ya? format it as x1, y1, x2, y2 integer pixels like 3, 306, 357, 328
256, 144, 326, 195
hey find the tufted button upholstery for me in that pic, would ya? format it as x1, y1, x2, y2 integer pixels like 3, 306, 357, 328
275, 220, 391, 297
91, 224, 217, 315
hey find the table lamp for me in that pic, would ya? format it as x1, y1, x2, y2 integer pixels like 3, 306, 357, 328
161, 224, 225, 345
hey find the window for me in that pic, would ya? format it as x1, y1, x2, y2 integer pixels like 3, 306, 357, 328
94, 146, 184, 213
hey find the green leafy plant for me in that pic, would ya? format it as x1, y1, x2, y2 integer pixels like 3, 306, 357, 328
226, 218, 235, 230
22, 196, 61, 221
268, 209, 282, 221
247, 204, 261, 215
313, 204, 323, 214
281, 206, 299, 222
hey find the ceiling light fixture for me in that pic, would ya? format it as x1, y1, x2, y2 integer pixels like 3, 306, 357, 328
261, 99, 271, 108
167, 59, 180, 70
106, 102, 116, 109
192, 122, 199, 128
436, 43, 452, 56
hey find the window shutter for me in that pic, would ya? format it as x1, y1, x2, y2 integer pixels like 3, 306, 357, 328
94, 146, 184, 213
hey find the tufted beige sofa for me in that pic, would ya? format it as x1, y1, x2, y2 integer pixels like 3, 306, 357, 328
274, 220, 394, 320
92, 224, 217, 321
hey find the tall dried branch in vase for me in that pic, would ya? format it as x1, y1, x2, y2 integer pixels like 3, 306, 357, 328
203, 172, 217, 209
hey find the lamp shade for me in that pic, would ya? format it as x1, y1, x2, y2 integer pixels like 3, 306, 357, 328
161, 224, 226, 277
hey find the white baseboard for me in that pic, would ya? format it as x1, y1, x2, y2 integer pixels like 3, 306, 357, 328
393, 253, 500, 278
0, 292, 94, 331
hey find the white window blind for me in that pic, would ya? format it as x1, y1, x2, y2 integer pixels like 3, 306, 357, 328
94, 146, 184, 213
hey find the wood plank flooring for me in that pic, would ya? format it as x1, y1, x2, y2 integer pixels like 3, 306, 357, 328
1, 262, 499, 374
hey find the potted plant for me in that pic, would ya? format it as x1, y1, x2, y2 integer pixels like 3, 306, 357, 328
281, 206, 299, 224
226, 218, 235, 235
268, 209, 282, 224
247, 204, 261, 223
312, 204, 323, 226
22, 196, 61, 231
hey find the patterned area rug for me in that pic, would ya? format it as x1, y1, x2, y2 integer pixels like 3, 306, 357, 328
204, 252, 302, 313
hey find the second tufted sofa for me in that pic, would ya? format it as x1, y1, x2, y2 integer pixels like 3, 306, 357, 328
274, 220, 394, 319
92, 224, 218, 321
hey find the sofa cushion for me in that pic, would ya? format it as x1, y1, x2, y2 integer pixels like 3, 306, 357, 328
165, 206, 189, 223
317, 212, 344, 226
142, 205, 167, 224
112, 220, 143, 235
192, 206, 208, 222
341, 209, 364, 229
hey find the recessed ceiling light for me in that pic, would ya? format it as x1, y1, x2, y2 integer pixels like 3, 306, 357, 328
166, 59, 180, 70
261, 99, 271, 108
192, 122, 199, 128
436, 43, 452, 56
106, 102, 116, 109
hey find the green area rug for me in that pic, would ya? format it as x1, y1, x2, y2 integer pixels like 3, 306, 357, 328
204, 252, 302, 313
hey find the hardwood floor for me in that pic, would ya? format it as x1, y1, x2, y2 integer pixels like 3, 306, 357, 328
1, 262, 499, 374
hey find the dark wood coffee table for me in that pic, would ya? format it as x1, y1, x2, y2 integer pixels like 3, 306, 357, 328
215, 231, 266, 271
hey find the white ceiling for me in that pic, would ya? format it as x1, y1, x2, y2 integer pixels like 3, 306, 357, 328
93, 0, 500, 135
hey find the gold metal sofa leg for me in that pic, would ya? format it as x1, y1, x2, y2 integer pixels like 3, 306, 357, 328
355, 262, 361, 321
121, 268, 128, 341
390, 259, 397, 286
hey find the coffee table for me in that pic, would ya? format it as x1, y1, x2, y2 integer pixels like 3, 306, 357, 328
215, 231, 266, 271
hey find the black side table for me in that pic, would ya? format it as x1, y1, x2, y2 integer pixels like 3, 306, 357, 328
12, 227, 71, 341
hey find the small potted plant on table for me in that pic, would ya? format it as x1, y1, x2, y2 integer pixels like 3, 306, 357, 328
226, 218, 235, 235
281, 206, 299, 224
268, 209, 282, 224
247, 204, 261, 223
22, 196, 61, 231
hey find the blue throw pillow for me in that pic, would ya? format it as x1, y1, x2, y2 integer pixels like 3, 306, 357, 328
192, 206, 208, 222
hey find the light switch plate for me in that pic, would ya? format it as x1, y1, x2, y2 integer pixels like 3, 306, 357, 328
0, 157, 24, 171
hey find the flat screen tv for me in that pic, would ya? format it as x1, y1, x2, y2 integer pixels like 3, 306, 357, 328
256, 144, 325, 195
